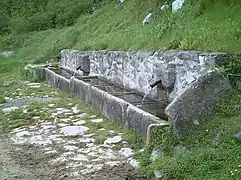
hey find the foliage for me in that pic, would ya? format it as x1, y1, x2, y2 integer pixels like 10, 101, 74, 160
0, 0, 93, 34
136, 115, 241, 179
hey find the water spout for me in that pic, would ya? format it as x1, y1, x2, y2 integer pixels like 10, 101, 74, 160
150, 79, 164, 88
137, 86, 152, 108
137, 79, 165, 108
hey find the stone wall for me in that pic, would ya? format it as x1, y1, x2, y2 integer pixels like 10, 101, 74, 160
60, 49, 231, 136
61, 50, 226, 100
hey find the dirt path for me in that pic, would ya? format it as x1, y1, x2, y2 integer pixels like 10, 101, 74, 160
0, 135, 34, 180
0, 81, 146, 180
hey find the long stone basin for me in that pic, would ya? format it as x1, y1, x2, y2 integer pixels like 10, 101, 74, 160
36, 67, 170, 137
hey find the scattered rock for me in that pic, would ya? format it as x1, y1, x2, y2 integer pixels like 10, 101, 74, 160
73, 120, 86, 125
119, 0, 125, 4
129, 158, 140, 169
60, 126, 89, 136
27, 82, 41, 86
3, 81, 12, 87
90, 118, 103, 123
2, 106, 19, 113
71, 154, 89, 161
32, 116, 40, 120
235, 131, 241, 142
66, 162, 83, 168
173, 145, 188, 156
27, 83, 41, 88
98, 128, 106, 131
150, 148, 165, 162
15, 131, 31, 138
139, 149, 145, 153
154, 170, 168, 180
119, 148, 134, 157
63, 145, 78, 151
1, 51, 14, 57
76, 113, 87, 118
59, 118, 71, 123
104, 136, 122, 144
29, 135, 52, 146
160, 2, 169, 11
62, 152, 75, 157
57, 123, 69, 127
213, 132, 222, 147
78, 137, 94, 143
48, 104, 55, 107
106, 161, 121, 167
50, 156, 68, 165
109, 130, 115, 134
143, 11, 153, 25
172, 0, 185, 12
45, 150, 58, 154
71, 106, 80, 114
83, 133, 95, 138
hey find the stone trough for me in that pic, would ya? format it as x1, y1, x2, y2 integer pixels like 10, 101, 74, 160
41, 67, 169, 138
27, 49, 232, 137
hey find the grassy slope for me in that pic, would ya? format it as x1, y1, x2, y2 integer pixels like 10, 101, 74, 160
136, 92, 241, 179
0, 0, 241, 179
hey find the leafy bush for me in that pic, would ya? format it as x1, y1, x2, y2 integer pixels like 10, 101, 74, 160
48, 0, 92, 28
28, 13, 55, 31
1, 0, 92, 35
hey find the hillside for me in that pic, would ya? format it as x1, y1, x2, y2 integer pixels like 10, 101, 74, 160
0, 0, 241, 179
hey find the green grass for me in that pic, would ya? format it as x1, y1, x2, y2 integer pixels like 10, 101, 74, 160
135, 91, 241, 179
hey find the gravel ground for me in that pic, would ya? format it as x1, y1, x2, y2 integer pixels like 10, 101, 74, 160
0, 81, 146, 180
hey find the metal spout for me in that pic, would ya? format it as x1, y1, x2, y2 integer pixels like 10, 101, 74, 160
76, 64, 82, 71
150, 79, 163, 88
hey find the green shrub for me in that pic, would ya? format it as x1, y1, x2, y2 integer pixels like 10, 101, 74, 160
9, 16, 32, 34
49, 0, 92, 27
28, 13, 55, 31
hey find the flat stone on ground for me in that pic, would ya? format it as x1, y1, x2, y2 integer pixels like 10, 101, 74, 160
60, 126, 89, 136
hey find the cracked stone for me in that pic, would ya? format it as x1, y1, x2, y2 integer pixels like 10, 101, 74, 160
60, 126, 89, 136
71, 154, 89, 162
104, 136, 122, 144
63, 145, 78, 151
73, 120, 86, 125
3, 107, 19, 113
119, 148, 134, 157
90, 118, 103, 123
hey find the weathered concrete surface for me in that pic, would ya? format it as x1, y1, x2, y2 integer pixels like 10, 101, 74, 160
45, 68, 70, 93
166, 69, 231, 136
60, 50, 231, 136
60, 50, 227, 100
69, 77, 168, 136
24, 64, 46, 80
